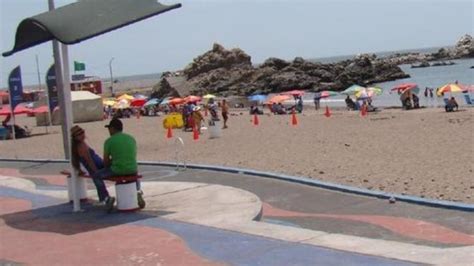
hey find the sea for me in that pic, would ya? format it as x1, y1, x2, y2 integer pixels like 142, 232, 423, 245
298, 46, 474, 107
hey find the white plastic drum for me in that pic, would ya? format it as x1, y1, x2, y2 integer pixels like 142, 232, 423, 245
208, 121, 222, 139
67, 176, 88, 201
115, 182, 139, 211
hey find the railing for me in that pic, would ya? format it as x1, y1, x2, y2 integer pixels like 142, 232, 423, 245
174, 137, 186, 171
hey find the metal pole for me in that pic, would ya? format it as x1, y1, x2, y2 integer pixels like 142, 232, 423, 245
36, 55, 50, 133
109, 57, 115, 97
48, 0, 80, 212
7, 93, 16, 140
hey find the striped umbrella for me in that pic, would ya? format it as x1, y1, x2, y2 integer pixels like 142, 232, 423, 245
436, 83, 465, 96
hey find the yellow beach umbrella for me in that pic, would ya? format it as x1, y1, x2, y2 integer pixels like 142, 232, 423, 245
203, 94, 216, 99
436, 84, 464, 96
102, 98, 116, 106
117, 93, 134, 101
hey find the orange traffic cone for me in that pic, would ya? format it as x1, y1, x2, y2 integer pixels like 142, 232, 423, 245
253, 114, 259, 126
291, 110, 298, 125
166, 126, 173, 139
193, 125, 199, 141
324, 106, 331, 117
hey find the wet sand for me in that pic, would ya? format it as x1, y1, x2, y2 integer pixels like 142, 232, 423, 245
1, 107, 473, 203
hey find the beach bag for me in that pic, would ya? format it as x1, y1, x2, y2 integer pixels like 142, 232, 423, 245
162, 112, 184, 129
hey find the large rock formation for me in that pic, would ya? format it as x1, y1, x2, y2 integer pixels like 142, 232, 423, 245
152, 35, 472, 97
154, 43, 408, 96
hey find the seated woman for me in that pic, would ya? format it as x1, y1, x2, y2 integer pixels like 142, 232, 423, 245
445, 97, 459, 112
70, 126, 112, 205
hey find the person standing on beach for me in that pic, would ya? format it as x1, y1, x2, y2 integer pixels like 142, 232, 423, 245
221, 99, 229, 129
313, 92, 321, 110
92, 118, 145, 212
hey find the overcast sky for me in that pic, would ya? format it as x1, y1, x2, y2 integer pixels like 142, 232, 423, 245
1, 0, 473, 87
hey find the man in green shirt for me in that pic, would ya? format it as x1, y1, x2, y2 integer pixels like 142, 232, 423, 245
93, 118, 145, 211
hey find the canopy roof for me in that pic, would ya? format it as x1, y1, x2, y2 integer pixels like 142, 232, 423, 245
3, 0, 181, 56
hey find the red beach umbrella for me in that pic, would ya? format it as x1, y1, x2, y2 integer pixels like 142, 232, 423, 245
391, 83, 419, 94
31, 105, 50, 114
0, 105, 32, 116
282, 90, 305, 97
184, 95, 201, 103
169, 97, 186, 105
130, 98, 146, 107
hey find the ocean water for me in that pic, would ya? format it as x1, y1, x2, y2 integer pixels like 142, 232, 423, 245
301, 58, 474, 108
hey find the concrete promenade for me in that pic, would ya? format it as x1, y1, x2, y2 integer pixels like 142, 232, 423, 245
1, 161, 473, 265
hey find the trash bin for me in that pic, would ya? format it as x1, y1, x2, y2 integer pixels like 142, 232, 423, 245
208, 120, 221, 139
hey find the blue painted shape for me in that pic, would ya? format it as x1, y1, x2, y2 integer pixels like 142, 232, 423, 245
0, 186, 61, 208
136, 218, 417, 266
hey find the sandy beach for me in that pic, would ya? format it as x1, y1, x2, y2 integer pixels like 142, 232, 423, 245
1, 107, 473, 203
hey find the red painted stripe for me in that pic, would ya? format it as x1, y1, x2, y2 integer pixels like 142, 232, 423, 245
262, 202, 474, 245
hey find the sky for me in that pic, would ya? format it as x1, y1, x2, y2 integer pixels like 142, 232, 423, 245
0, 0, 473, 88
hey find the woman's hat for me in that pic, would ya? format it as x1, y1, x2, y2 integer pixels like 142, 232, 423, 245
70, 125, 84, 138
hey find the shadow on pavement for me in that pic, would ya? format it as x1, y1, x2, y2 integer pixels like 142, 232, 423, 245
1, 201, 173, 236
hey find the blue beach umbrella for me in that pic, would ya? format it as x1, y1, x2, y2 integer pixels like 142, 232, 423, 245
144, 98, 160, 107
248, 94, 267, 102
159, 97, 172, 105
341, 84, 366, 95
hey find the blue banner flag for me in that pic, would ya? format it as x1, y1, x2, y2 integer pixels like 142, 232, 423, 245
8, 66, 23, 110
46, 64, 59, 112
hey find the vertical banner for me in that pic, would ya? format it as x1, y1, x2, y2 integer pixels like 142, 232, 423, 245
46, 64, 59, 112
8, 66, 23, 110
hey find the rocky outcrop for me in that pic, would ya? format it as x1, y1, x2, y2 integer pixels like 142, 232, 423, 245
152, 35, 472, 97
154, 44, 408, 96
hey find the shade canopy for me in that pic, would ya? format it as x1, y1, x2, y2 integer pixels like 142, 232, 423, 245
3, 0, 181, 56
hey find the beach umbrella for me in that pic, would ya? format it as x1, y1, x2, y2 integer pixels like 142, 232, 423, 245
391, 83, 419, 94
282, 90, 305, 96
356, 87, 383, 99
130, 98, 146, 107
102, 98, 116, 106
169, 97, 185, 105
462, 85, 474, 92
267, 94, 291, 104
133, 93, 147, 99
117, 93, 134, 101
0, 91, 9, 97
0, 105, 32, 116
341, 84, 366, 95
113, 99, 130, 109
436, 83, 464, 96
31, 105, 49, 114
159, 97, 172, 105
184, 95, 201, 103
319, 91, 339, 98
203, 94, 216, 99
144, 98, 160, 107
248, 94, 267, 102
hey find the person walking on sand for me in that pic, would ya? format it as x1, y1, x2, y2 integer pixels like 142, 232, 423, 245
221, 99, 229, 129
70, 125, 113, 208
92, 118, 145, 212
192, 106, 204, 134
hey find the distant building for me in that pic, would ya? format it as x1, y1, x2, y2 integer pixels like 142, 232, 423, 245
70, 76, 102, 95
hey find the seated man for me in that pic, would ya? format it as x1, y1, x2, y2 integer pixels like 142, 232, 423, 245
276, 103, 287, 114
445, 97, 459, 112
345, 96, 358, 110
93, 118, 145, 212
250, 105, 263, 115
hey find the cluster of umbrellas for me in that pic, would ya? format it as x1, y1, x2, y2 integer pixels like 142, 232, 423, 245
249, 85, 384, 105
102, 93, 218, 109
0, 104, 51, 116
390, 82, 473, 97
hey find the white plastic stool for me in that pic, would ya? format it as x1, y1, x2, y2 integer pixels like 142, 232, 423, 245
115, 182, 139, 211
67, 176, 88, 202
